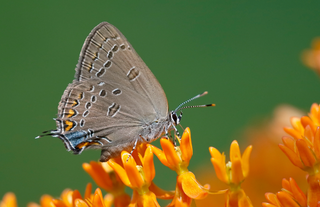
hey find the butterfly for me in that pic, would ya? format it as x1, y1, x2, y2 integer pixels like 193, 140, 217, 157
38, 22, 214, 162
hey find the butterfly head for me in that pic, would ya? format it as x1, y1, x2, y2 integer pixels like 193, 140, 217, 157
169, 110, 182, 126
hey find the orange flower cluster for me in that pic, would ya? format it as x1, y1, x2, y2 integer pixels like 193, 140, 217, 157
210, 141, 253, 207
1, 184, 115, 207
262, 103, 320, 206
280, 103, 320, 174
0, 128, 253, 207
263, 178, 307, 207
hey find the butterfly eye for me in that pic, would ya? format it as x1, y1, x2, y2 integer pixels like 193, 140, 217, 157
171, 113, 178, 125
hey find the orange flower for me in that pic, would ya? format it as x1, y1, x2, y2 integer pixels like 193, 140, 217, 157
150, 127, 210, 207
0, 193, 17, 207
26, 183, 113, 207
210, 140, 252, 186
210, 140, 253, 207
302, 38, 320, 75
262, 178, 307, 207
280, 104, 320, 174
196, 105, 307, 207
82, 161, 130, 206
279, 103, 320, 205
108, 145, 174, 207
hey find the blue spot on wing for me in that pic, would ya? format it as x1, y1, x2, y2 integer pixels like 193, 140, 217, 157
65, 131, 87, 148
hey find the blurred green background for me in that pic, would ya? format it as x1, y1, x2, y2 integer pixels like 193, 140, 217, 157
1, 1, 320, 205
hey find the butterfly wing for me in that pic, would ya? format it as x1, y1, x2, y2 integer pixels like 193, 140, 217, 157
53, 22, 169, 161
75, 22, 168, 115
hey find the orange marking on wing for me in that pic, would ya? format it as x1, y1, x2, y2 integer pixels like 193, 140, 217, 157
67, 109, 75, 118
76, 142, 100, 149
64, 120, 74, 131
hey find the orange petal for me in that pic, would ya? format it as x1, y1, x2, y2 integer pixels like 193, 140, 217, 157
128, 190, 139, 207
84, 183, 92, 200
290, 117, 304, 132
167, 197, 190, 207
82, 162, 113, 191
284, 127, 302, 140
309, 103, 320, 121
113, 194, 131, 207
231, 157, 244, 184
149, 182, 175, 199
230, 140, 241, 163
209, 147, 222, 160
180, 172, 208, 199
264, 193, 279, 205
140, 192, 160, 207
301, 116, 316, 133
108, 159, 131, 187
74, 199, 89, 207
296, 139, 316, 167
307, 174, 320, 207
261, 203, 277, 207
1, 193, 17, 207
92, 188, 105, 207
60, 189, 73, 207
237, 189, 253, 207
314, 127, 320, 160
281, 178, 290, 191
122, 151, 144, 189
40, 195, 55, 207
277, 191, 300, 207
282, 136, 295, 151
304, 125, 315, 145
143, 146, 155, 184
52, 199, 67, 207
289, 178, 307, 206
210, 155, 228, 183
27, 203, 40, 207
241, 145, 252, 178
103, 194, 113, 207
160, 138, 181, 169
149, 144, 171, 168
278, 144, 304, 168
72, 190, 82, 206
180, 127, 193, 165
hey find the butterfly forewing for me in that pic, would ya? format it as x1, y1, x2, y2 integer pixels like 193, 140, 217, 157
75, 22, 168, 116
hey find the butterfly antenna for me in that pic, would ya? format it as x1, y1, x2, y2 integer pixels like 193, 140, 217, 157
174, 91, 215, 113
176, 103, 215, 112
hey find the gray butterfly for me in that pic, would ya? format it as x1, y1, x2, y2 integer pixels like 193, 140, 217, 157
38, 22, 213, 162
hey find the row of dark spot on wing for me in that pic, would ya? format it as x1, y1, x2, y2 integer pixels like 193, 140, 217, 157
77, 23, 140, 83
59, 83, 124, 131
54, 80, 126, 152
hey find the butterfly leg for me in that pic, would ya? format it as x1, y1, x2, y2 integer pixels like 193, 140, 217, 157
172, 124, 180, 146
127, 138, 138, 162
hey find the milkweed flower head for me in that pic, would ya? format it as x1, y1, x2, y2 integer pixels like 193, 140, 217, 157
107, 144, 174, 207
278, 103, 320, 206
150, 127, 211, 207
210, 140, 253, 207
263, 178, 307, 207
25, 183, 113, 207
279, 103, 320, 174
82, 161, 131, 207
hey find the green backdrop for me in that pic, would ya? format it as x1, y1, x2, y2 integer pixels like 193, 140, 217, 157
1, 1, 320, 205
